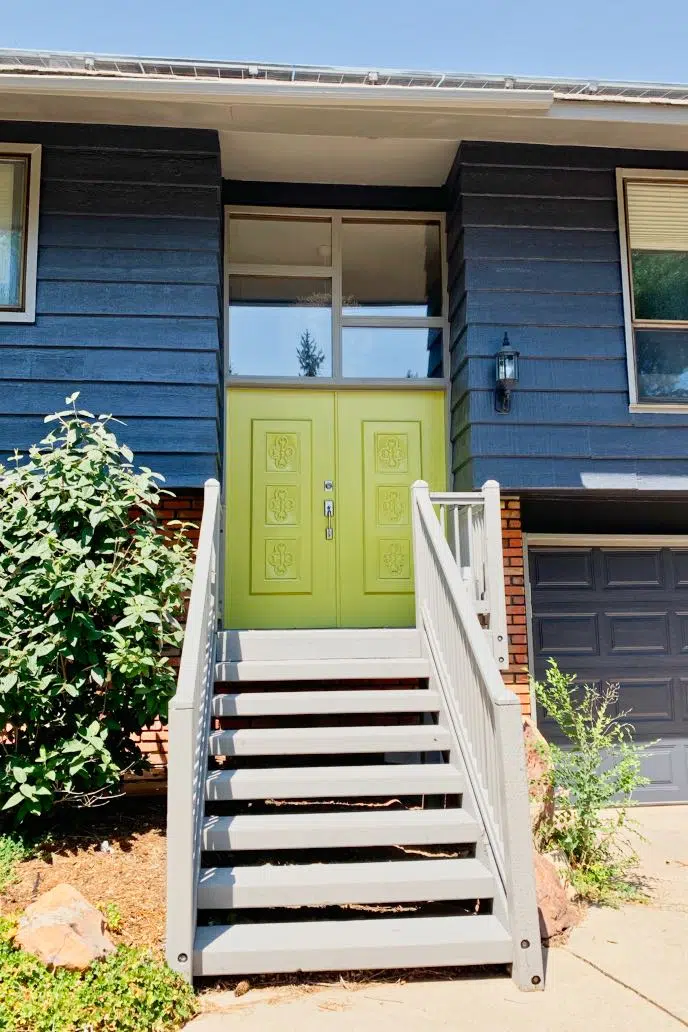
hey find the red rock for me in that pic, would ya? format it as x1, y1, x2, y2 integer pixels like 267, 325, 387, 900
523, 716, 555, 835
533, 851, 580, 942
14, 883, 115, 970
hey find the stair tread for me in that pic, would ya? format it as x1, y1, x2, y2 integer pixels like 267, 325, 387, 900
217, 628, 422, 662
215, 657, 431, 683
202, 807, 479, 850
212, 689, 441, 717
205, 762, 464, 800
193, 914, 512, 975
208, 724, 450, 756
197, 858, 493, 908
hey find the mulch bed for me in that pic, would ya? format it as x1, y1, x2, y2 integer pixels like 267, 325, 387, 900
0, 799, 167, 950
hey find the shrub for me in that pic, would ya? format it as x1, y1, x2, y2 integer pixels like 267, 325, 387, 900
0, 395, 195, 823
0, 917, 197, 1031
531, 659, 649, 903
0, 835, 28, 892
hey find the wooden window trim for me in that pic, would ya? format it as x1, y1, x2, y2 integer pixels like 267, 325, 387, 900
0, 143, 41, 324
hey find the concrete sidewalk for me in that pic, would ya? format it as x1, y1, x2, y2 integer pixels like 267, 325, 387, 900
189, 806, 688, 1031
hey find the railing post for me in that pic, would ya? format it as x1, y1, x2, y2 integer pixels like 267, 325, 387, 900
481, 480, 509, 670
166, 478, 220, 983
411, 480, 430, 631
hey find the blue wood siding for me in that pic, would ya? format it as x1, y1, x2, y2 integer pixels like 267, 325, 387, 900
0, 122, 222, 487
447, 141, 688, 491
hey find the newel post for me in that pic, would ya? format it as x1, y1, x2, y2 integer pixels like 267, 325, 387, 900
481, 480, 509, 670
411, 480, 431, 633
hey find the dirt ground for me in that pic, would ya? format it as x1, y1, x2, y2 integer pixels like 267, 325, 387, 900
0, 798, 167, 949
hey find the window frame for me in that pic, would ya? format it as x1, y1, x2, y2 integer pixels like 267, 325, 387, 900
223, 206, 449, 387
617, 166, 688, 412
0, 143, 41, 323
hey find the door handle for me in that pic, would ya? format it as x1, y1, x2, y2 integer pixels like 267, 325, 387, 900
324, 499, 334, 539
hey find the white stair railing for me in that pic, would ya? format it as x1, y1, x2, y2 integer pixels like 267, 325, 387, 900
430, 480, 508, 669
166, 478, 222, 982
411, 480, 543, 991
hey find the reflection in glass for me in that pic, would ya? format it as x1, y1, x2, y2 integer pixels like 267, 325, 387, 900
342, 327, 443, 379
228, 216, 332, 267
342, 220, 442, 317
229, 276, 332, 377
632, 251, 688, 321
636, 329, 688, 400
0, 158, 28, 308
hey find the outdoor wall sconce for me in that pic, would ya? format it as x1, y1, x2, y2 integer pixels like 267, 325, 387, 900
495, 332, 520, 413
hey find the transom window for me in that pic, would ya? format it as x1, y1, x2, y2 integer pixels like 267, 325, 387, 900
0, 145, 41, 323
225, 209, 447, 381
619, 170, 688, 405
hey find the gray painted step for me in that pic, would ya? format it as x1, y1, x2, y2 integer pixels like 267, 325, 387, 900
204, 763, 464, 800
215, 657, 431, 683
194, 915, 512, 976
197, 858, 494, 909
208, 724, 451, 756
211, 689, 440, 717
201, 808, 479, 850
217, 628, 422, 662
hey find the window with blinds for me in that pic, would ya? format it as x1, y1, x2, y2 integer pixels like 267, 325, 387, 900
621, 174, 688, 403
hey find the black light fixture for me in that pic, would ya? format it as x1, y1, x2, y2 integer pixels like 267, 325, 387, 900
495, 332, 520, 413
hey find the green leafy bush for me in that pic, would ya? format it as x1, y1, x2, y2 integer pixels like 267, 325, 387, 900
0, 916, 197, 1031
531, 659, 649, 903
0, 395, 195, 823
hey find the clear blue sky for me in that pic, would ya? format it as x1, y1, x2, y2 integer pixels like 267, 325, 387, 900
3, 0, 688, 84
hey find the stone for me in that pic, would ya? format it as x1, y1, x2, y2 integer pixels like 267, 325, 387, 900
523, 716, 554, 835
534, 851, 580, 942
14, 883, 115, 971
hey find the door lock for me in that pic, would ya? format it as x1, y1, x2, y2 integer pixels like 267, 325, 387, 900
324, 499, 334, 539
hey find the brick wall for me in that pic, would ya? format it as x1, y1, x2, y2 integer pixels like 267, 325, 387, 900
131, 489, 203, 780
500, 496, 531, 716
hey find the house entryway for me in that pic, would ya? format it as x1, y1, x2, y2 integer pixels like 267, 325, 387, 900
225, 388, 445, 628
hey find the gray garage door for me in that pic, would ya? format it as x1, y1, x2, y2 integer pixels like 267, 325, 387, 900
529, 545, 688, 803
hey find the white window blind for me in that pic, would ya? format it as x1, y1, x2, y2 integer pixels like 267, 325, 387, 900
626, 181, 688, 251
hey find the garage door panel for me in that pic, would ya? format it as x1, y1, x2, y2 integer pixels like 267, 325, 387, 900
529, 544, 688, 802
600, 550, 664, 589
531, 550, 594, 590
669, 550, 688, 588
607, 611, 670, 654
534, 612, 599, 656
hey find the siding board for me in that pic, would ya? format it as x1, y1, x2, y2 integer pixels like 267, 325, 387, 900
0, 121, 223, 484
447, 141, 688, 492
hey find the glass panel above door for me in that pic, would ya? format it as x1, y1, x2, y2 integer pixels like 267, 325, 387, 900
341, 220, 443, 317
342, 327, 443, 379
228, 215, 332, 267
228, 276, 332, 377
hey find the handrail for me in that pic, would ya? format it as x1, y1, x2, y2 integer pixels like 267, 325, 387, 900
411, 480, 543, 991
166, 478, 221, 982
429, 480, 508, 669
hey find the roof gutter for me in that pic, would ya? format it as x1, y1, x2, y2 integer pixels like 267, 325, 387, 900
0, 72, 554, 111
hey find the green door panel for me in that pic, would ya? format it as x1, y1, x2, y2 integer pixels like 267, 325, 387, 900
225, 389, 446, 629
225, 390, 337, 628
336, 391, 446, 628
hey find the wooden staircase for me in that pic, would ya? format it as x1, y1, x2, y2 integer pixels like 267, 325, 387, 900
191, 629, 512, 977
166, 479, 543, 990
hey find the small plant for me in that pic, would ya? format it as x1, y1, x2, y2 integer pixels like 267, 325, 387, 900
98, 900, 123, 933
0, 916, 197, 1031
0, 835, 28, 892
0, 395, 195, 824
531, 659, 649, 904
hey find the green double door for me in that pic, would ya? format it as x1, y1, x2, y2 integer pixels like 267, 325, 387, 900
225, 389, 445, 629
